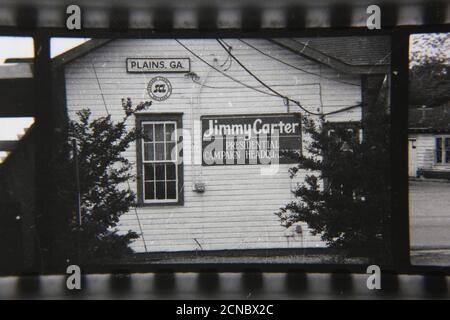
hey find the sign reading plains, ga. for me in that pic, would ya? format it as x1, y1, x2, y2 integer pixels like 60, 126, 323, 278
126, 58, 190, 73
202, 114, 302, 166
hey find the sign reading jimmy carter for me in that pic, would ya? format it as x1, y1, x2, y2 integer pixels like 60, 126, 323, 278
127, 58, 190, 73
202, 114, 302, 165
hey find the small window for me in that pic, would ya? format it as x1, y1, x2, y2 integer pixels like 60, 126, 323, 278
325, 122, 361, 144
136, 114, 183, 205
436, 136, 450, 165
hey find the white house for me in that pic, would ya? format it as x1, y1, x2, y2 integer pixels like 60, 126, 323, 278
409, 103, 450, 179
52, 37, 390, 254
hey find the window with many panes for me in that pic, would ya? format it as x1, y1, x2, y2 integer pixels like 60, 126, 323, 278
137, 114, 183, 205
436, 136, 450, 165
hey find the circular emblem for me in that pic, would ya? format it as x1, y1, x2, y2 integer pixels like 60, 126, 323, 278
147, 77, 172, 101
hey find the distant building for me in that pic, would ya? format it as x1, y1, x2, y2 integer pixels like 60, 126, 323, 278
409, 103, 450, 179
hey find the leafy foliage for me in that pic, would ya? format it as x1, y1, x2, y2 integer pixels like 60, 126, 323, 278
409, 33, 450, 109
53, 98, 151, 265
409, 33, 450, 67
276, 111, 391, 262
409, 63, 450, 109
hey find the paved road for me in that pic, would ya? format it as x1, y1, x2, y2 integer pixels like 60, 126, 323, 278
410, 180, 450, 265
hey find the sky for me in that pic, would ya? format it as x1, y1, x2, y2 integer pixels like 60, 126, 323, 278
0, 36, 90, 63
0, 37, 89, 163
0, 36, 34, 63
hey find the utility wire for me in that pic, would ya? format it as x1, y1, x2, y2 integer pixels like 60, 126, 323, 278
190, 77, 357, 111
175, 39, 280, 98
176, 39, 362, 116
239, 39, 361, 87
218, 39, 289, 98
92, 62, 148, 253
190, 76, 320, 90
218, 39, 362, 116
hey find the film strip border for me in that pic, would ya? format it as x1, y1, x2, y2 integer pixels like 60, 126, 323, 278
0, 272, 448, 299
0, 1, 449, 30
0, 2, 448, 299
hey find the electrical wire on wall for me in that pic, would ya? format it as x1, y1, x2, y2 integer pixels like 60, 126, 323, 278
189, 77, 321, 91
239, 38, 361, 87
218, 43, 233, 71
194, 56, 216, 186
176, 39, 362, 117
91, 61, 148, 253
176, 39, 280, 98
217, 39, 362, 117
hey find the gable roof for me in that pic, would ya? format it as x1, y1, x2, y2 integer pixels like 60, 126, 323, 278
52, 37, 390, 75
52, 39, 111, 69
296, 36, 391, 66
271, 36, 390, 74
409, 102, 450, 133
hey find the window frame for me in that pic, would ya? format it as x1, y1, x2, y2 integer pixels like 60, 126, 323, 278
322, 121, 362, 193
323, 121, 362, 144
136, 113, 184, 206
435, 135, 450, 166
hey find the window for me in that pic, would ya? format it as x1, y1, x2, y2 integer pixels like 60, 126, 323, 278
436, 136, 450, 165
136, 114, 183, 205
323, 122, 361, 194
325, 122, 362, 144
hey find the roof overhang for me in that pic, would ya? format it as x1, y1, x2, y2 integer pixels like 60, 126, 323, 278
409, 128, 450, 134
0, 63, 33, 79
52, 39, 111, 69
270, 38, 390, 75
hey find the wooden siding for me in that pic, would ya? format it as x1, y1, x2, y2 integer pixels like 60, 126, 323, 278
64, 39, 363, 253
410, 133, 450, 172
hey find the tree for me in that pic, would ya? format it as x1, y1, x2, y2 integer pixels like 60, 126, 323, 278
410, 33, 450, 67
276, 110, 391, 262
53, 98, 151, 266
409, 63, 450, 109
409, 33, 450, 109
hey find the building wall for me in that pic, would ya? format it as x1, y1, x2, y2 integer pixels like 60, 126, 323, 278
410, 133, 450, 172
409, 134, 435, 171
64, 39, 362, 253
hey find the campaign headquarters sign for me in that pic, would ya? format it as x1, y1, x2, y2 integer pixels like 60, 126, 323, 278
202, 114, 302, 166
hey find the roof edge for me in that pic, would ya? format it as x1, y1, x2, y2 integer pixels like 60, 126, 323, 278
0, 63, 33, 79
270, 38, 389, 75
52, 39, 112, 69
409, 128, 450, 134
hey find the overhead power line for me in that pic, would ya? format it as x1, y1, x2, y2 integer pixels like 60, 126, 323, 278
175, 39, 280, 98
189, 76, 321, 91
239, 39, 361, 87
176, 39, 362, 116
218, 39, 362, 116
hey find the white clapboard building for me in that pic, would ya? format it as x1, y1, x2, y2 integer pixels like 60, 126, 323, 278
53, 37, 390, 254
409, 103, 450, 179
